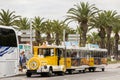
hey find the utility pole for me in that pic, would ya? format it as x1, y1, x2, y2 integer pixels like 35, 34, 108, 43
63, 29, 65, 46
30, 18, 33, 54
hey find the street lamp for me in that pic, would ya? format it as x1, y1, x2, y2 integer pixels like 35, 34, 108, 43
30, 18, 33, 54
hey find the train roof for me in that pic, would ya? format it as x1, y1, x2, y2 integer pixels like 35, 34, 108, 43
66, 46, 107, 52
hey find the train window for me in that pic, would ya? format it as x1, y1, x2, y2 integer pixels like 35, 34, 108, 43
71, 51, 77, 57
57, 48, 63, 57
38, 48, 54, 57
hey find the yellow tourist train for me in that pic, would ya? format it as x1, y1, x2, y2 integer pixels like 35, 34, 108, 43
26, 43, 107, 77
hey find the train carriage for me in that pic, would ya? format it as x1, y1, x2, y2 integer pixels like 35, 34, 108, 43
66, 47, 107, 72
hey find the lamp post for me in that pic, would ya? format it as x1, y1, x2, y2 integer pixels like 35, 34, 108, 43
30, 18, 33, 54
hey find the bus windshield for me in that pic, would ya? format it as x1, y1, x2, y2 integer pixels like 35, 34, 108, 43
0, 28, 17, 47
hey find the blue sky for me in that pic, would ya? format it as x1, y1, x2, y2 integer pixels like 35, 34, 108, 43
0, 0, 120, 28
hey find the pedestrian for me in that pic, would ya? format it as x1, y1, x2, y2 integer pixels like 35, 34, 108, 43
22, 54, 27, 69
19, 51, 24, 71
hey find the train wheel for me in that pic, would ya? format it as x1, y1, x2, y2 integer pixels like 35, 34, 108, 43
89, 68, 92, 72
93, 68, 95, 72
26, 72, 32, 77
68, 70, 73, 74
47, 69, 53, 77
102, 68, 105, 72
41, 73, 46, 77
83, 69, 86, 73
57, 72, 65, 76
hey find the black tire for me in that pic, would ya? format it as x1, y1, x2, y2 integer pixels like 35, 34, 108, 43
83, 69, 86, 73
68, 70, 73, 74
41, 73, 46, 77
47, 69, 53, 77
92, 68, 95, 72
102, 68, 105, 72
57, 72, 65, 76
89, 68, 92, 72
26, 72, 32, 77
79, 70, 82, 73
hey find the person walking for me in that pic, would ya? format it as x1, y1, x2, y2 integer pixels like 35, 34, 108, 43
22, 53, 27, 69
19, 51, 27, 71
19, 51, 24, 71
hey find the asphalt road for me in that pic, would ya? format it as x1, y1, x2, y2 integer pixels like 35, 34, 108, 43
1, 67, 120, 80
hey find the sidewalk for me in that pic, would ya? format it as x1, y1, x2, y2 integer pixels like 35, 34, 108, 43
105, 63, 120, 69
17, 69, 26, 76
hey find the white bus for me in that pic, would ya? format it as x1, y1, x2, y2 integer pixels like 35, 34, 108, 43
0, 25, 19, 78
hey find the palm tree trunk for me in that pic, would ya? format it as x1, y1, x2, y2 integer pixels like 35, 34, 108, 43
65, 33, 68, 41
114, 33, 119, 60
46, 33, 51, 45
55, 33, 60, 45
79, 34, 82, 46
35, 30, 41, 45
81, 22, 88, 47
106, 27, 112, 57
98, 27, 106, 48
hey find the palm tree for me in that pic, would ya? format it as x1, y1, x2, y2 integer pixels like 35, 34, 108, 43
66, 2, 99, 46
103, 10, 118, 56
52, 20, 67, 45
76, 25, 82, 46
32, 16, 45, 45
43, 19, 53, 44
65, 27, 76, 41
92, 32, 100, 44
0, 9, 20, 26
15, 17, 30, 30
112, 17, 120, 60
90, 12, 106, 48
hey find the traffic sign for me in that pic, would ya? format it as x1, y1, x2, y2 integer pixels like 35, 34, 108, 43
68, 34, 80, 42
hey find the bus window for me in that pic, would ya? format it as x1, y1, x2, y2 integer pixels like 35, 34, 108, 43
0, 28, 17, 47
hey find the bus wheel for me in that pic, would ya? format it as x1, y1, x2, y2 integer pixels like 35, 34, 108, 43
47, 69, 53, 77
26, 72, 32, 77
102, 68, 105, 72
